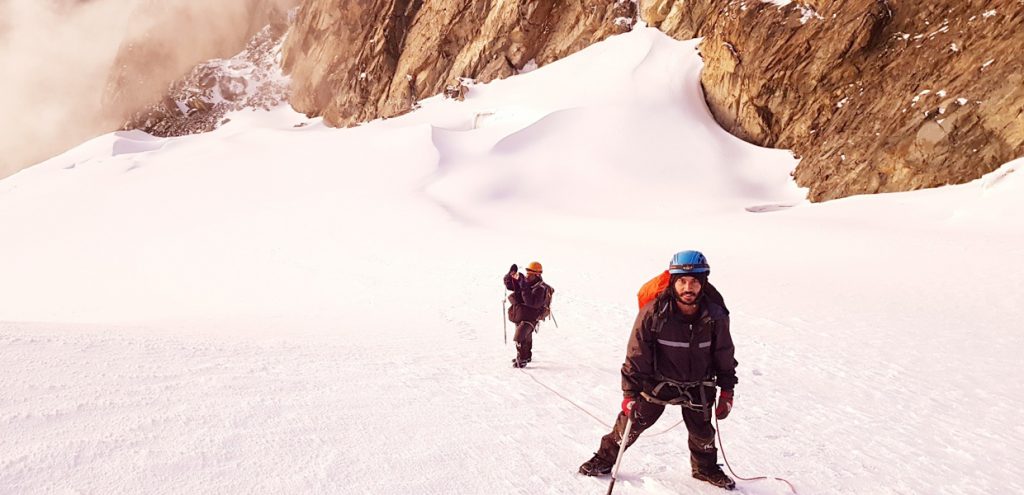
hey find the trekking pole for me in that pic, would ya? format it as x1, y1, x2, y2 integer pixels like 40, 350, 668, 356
502, 290, 508, 345
550, 309, 558, 328
606, 417, 634, 495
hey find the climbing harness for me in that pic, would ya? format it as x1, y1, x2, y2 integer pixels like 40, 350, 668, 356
640, 378, 716, 413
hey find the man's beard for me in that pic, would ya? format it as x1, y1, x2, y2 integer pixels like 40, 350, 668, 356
676, 291, 700, 306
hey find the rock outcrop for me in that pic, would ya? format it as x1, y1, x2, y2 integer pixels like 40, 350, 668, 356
646, 0, 1024, 201
123, 24, 291, 137
281, 0, 636, 127
103, 0, 297, 128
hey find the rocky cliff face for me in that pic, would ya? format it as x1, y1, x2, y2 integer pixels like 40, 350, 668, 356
143, 0, 1022, 202
281, 0, 636, 126
647, 0, 1024, 201
122, 24, 291, 137
103, 0, 297, 128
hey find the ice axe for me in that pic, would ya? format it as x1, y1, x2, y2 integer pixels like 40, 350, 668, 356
502, 289, 508, 345
606, 416, 634, 495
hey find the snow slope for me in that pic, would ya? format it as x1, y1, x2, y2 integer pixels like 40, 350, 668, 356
1, 28, 1022, 494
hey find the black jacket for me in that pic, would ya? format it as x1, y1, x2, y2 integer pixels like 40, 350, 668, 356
621, 296, 737, 398
504, 273, 551, 323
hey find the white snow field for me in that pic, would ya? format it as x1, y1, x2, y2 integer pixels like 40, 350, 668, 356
2, 28, 1022, 494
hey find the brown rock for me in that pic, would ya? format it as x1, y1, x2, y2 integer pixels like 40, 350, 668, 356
652, 0, 1024, 200
123, 23, 291, 137
281, 0, 637, 127
642, 0, 719, 40
103, 0, 298, 127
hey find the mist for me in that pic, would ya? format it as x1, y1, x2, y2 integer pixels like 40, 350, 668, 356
0, 0, 296, 180
0, 0, 134, 178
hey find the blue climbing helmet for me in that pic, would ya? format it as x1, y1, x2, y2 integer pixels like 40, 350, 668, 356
668, 250, 710, 276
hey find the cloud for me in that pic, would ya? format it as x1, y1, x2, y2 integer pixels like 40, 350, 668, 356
0, 0, 137, 178
0, 0, 295, 179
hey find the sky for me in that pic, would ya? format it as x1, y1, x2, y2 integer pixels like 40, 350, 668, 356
1, 27, 1022, 494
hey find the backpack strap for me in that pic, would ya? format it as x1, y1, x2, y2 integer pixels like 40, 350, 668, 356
648, 299, 672, 377
651, 299, 671, 334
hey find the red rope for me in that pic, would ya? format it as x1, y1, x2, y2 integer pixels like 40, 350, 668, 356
714, 400, 799, 494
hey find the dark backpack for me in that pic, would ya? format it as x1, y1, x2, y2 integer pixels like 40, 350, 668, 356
538, 284, 555, 321
508, 282, 554, 323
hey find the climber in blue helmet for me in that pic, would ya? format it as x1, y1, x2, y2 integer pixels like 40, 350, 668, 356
580, 250, 738, 491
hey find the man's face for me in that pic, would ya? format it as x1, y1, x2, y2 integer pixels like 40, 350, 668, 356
673, 276, 702, 305
526, 269, 540, 281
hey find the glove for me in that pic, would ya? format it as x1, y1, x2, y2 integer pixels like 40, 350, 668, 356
509, 263, 518, 275
715, 389, 734, 420
621, 397, 636, 416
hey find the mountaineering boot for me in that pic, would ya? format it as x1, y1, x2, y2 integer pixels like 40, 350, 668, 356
692, 465, 736, 490
578, 453, 614, 476
512, 358, 529, 368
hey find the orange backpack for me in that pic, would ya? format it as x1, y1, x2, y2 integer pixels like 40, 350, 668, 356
637, 270, 671, 309
637, 270, 729, 313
